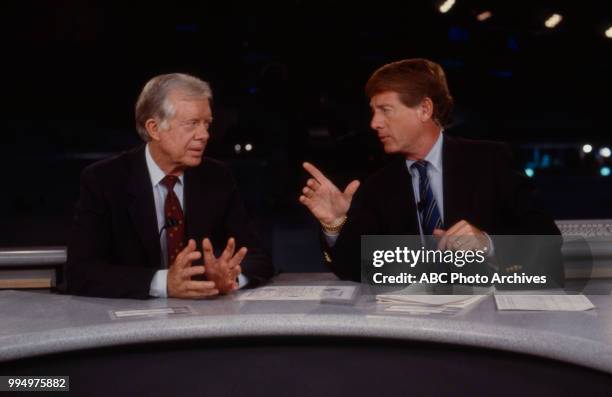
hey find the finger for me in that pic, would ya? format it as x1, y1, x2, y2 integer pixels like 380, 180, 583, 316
221, 237, 236, 261
181, 265, 206, 279
299, 195, 314, 207
433, 228, 446, 238
343, 180, 360, 198
231, 265, 242, 279
303, 162, 331, 185
433, 228, 447, 250
449, 225, 473, 251
438, 233, 449, 250
446, 234, 462, 250
174, 239, 197, 268
183, 289, 219, 299
445, 220, 469, 236
230, 247, 248, 267
302, 186, 314, 198
231, 269, 241, 283
457, 229, 482, 250
307, 178, 321, 190
457, 224, 475, 236
451, 236, 466, 250
181, 251, 202, 267
185, 280, 217, 291
202, 238, 216, 266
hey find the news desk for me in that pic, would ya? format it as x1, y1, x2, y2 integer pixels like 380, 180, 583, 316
1, 273, 612, 396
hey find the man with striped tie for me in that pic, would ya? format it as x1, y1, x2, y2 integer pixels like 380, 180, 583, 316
299, 59, 561, 282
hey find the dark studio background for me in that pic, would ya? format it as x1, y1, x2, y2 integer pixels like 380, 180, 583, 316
2, 0, 611, 272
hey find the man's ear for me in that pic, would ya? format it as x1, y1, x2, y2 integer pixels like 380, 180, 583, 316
419, 97, 434, 122
145, 118, 161, 141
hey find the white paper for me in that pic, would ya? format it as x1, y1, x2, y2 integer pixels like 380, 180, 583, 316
110, 306, 193, 319
377, 294, 485, 307
384, 305, 451, 315
236, 286, 357, 301
494, 294, 595, 311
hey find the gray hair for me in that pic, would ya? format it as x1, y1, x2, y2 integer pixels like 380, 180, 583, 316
135, 73, 213, 141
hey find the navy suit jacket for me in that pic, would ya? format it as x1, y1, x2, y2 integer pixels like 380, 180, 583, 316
324, 135, 563, 284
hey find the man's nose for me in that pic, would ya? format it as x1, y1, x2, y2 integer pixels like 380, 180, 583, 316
195, 124, 209, 140
370, 114, 383, 130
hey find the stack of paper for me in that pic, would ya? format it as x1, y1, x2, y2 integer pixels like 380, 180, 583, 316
376, 293, 488, 315
237, 286, 358, 302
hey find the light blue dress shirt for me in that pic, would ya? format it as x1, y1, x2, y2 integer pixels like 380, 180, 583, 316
145, 145, 247, 298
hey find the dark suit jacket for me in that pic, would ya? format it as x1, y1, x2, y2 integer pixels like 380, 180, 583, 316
325, 135, 563, 284
66, 145, 274, 299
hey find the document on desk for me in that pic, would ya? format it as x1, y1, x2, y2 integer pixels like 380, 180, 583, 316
494, 294, 595, 311
236, 286, 357, 301
377, 294, 486, 307
378, 295, 487, 315
110, 306, 194, 319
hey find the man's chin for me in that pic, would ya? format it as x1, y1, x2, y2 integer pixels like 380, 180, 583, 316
185, 155, 203, 167
382, 144, 398, 154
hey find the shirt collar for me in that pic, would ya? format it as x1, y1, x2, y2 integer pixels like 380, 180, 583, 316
145, 144, 184, 187
405, 130, 444, 173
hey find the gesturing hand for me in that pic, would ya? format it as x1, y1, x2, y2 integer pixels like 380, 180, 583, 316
299, 162, 360, 225
433, 220, 491, 253
203, 237, 246, 294
167, 239, 219, 299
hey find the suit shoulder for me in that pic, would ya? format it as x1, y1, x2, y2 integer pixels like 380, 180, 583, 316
200, 157, 231, 173
448, 136, 510, 155
80, 147, 140, 182
193, 156, 236, 186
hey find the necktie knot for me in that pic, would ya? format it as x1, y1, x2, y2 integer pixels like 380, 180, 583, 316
161, 175, 179, 191
411, 160, 429, 179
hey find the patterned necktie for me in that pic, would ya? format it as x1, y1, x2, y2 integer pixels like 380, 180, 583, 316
160, 175, 185, 267
411, 160, 443, 236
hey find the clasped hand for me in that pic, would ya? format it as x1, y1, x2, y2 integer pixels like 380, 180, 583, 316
433, 220, 491, 253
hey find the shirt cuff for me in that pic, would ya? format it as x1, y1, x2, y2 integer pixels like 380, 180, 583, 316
323, 229, 339, 247
149, 269, 168, 298
237, 273, 249, 289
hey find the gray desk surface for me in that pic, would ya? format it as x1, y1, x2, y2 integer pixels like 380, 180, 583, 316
2, 273, 612, 375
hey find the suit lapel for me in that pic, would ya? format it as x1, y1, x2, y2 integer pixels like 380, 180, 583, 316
127, 145, 162, 268
386, 158, 419, 234
442, 135, 474, 227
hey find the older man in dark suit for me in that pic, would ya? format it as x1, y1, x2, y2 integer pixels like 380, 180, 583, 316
66, 73, 273, 299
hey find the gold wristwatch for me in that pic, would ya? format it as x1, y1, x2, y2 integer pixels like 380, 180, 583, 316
321, 215, 347, 233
